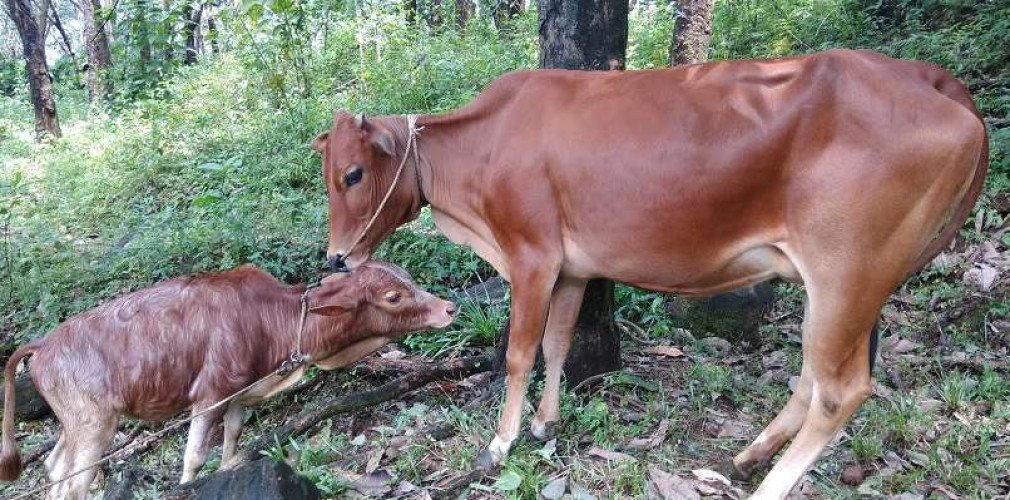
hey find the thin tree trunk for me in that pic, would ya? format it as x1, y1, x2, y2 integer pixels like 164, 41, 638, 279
206, 9, 218, 54
182, 3, 202, 65
536, 0, 628, 386
455, 0, 474, 28
162, 0, 174, 62
49, 5, 76, 64
494, 0, 522, 27
4, 0, 61, 139
669, 0, 713, 66
81, 0, 113, 102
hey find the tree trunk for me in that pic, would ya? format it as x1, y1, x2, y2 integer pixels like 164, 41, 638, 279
162, 0, 174, 62
537, 0, 627, 387
4, 0, 60, 139
182, 3, 202, 65
494, 0, 523, 27
455, 0, 474, 28
48, 5, 76, 64
81, 0, 113, 102
669, 0, 713, 66
206, 10, 218, 54
538, 0, 628, 70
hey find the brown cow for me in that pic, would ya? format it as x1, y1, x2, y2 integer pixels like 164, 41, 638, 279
0, 262, 455, 499
313, 49, 988, 498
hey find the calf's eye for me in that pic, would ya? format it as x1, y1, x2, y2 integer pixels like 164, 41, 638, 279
344, 167, 364, 187
384, 290, 402, 304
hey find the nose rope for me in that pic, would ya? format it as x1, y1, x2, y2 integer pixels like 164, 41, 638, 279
333, 114, 421, 272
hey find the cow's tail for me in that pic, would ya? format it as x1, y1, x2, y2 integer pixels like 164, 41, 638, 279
909, 76, 990, 274
0, 341, 40, 481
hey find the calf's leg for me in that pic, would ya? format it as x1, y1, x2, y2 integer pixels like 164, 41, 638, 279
50, 413, 117, 500
181, 406, 225, 483
220, 402, 245, 470
530, 277, 587, 440
476, 255, 560, 468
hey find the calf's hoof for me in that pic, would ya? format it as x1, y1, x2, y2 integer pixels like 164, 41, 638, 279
530, 420, 558, 442
475, 448, 502, 470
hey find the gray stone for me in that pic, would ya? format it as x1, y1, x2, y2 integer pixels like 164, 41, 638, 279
191, 459, 320, 500
453, 276, 508, 304
665, 282, 775, 343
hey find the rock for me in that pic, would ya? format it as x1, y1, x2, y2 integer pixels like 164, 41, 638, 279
665, 283, 775, 343
698, 337, 733, 355
191, 459, 321, 500
103, 467, 150, 500
840, 464, 864, 486
569, 483, 598, 500
0, 375, 52, 421
453, 276, 508, 304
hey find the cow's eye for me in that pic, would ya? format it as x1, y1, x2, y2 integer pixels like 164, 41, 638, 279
344, 167, 364, 187
384, 290, 402, 304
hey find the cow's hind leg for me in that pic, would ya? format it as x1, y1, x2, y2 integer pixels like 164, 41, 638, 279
749, 280, 886, 499
220, 402, 245, 470
530, 277, 587, 440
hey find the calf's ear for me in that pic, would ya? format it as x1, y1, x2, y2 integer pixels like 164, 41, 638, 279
311, 132, 329, 154
308, 282, 361, 316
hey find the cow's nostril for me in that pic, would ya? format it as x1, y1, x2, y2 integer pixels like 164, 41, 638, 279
446, 302, 457, 316
328, 254, 349, 273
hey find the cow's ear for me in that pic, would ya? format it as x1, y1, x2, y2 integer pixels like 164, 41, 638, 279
308, 278, 361, 316
370, 130, 396, 157
311, 132, 329, 154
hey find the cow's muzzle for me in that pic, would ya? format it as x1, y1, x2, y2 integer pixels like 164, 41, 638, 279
327, 254, 350, 273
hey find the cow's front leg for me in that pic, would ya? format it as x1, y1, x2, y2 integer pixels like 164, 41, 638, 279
476, 256, 560, 469
530, 277, 587, 440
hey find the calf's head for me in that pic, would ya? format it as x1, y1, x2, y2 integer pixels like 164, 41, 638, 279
306, 261, 455, 362
313, 112, 422, 272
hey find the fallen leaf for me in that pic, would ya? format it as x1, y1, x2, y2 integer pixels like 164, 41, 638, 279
648, 466, 699, 500
890, 338, 921, 354
691, 468, 730, 486
493, 470, 522, 492
396, 480, 417, 494
587, 446, 638, 463
716, 419, 750, 439
627, 419, 670, 450
540, 476, 567, 500
570, 483, 598, 500
647, 346, 685, 358
365, 448, 384, 474
351, 470, 395, 497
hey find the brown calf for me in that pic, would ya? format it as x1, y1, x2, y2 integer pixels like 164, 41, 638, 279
313, 49, 987, 498
0, 262, 454, 499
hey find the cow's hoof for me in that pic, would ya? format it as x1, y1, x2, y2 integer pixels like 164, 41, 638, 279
475, 448, 501, 470
530, 420, 558, 441
730, 456, 762, 481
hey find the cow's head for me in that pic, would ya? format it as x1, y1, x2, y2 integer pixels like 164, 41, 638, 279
313, 112, 423, 272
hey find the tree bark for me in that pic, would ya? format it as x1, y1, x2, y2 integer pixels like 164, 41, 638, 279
206, 9, 218, 54
4, 0, 61, 139
669, 0, 713, 66
162, 0, 174, 62
48, 5, 76, 63
537, 0, 627, 386
455, 0, 474, 28
81, 0, 113, 102
538, 0, 628, 70
182, 3, 202, 65
494, 0, 523, 27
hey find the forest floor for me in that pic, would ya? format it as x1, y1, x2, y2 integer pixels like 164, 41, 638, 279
4, 232, 1010, 500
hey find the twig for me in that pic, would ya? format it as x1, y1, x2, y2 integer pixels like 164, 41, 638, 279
570, 369, 622, 393
239, 354, 493, 462
616, 319, 649, 344
428, 467, 490, 499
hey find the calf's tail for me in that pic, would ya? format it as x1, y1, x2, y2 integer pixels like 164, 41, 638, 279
0, 342, 39, 481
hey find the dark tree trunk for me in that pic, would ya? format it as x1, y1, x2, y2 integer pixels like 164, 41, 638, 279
455, 0, 474, 28
669, 0, 713, 66
537, 0, 627, 387
206, 10, 219, 54
4, 0, 61, 139
538, 0, 628, 70
182, 3, 202, 65
81, 0, 113, 102
162, 0, 174, 62
404, 0, 417, 25
494, 0, 523, 27
49, 5, 76, 63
